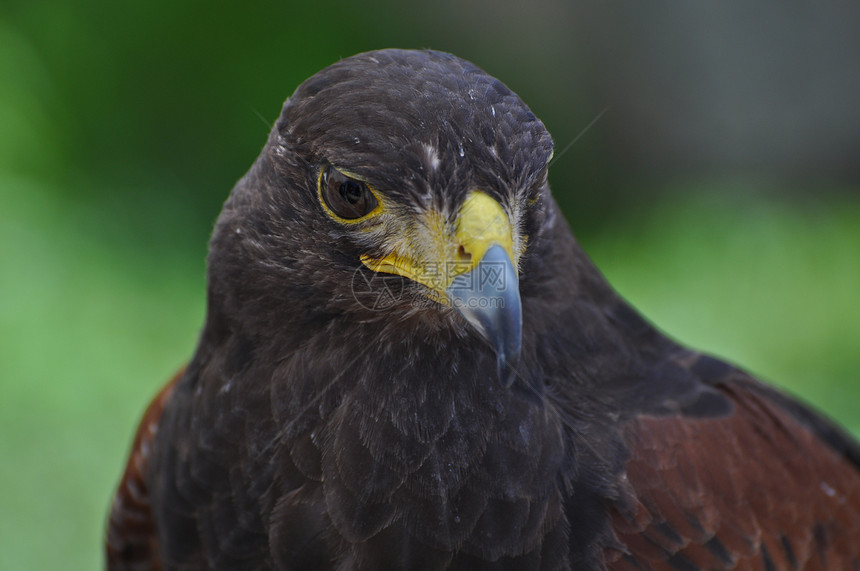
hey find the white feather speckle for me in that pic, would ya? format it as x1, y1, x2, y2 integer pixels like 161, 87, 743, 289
423, 143, 440, 171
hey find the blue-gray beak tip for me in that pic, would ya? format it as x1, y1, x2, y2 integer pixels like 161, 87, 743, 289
447, 244, 522, 387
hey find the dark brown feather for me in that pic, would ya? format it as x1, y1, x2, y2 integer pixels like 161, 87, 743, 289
106, 368, 184, 570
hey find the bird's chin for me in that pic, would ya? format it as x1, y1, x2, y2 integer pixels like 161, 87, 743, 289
351, 245, 522, 387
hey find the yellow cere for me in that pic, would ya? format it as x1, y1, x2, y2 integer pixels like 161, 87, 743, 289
454, 190, 515, 270
360, 190, 515, 302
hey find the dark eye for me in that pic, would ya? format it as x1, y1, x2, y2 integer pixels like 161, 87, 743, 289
321, 167, 379, 220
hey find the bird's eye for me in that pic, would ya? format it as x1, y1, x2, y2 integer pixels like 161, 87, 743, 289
320, 167, 379, 220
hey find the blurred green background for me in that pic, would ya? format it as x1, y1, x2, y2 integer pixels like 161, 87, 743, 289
1, 1, 859, 569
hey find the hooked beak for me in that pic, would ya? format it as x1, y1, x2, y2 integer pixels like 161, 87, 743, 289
446, 244, 521, 386
360, 191, 522, 385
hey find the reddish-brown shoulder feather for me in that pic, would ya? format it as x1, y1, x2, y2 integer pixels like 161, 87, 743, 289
106, 369, 184, 571
605, 379, 860, 570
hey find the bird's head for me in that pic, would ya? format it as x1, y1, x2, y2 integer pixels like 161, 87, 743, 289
206, 49, 555, 386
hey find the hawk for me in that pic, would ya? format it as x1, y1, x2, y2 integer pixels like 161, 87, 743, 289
107, 49, 860, 570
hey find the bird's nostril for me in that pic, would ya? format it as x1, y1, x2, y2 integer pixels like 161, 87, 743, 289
457, 245, 471, 262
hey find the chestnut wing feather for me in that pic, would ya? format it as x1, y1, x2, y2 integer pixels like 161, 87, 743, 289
106, 369, 184, 571
607, 378, 860, 570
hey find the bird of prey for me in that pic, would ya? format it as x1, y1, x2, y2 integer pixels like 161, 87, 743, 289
106, 49, 860, 570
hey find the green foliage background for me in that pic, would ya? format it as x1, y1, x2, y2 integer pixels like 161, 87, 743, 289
1, 2, 858, 569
